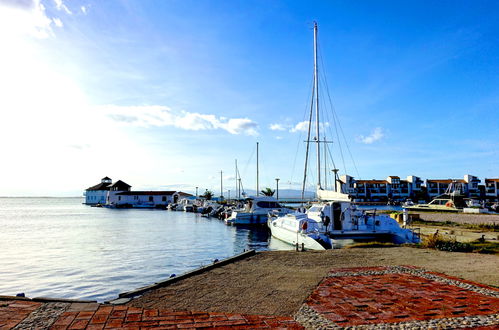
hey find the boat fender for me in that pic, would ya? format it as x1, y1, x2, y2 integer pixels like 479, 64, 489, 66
445, 201, 453, 207
302, 221, 308, 232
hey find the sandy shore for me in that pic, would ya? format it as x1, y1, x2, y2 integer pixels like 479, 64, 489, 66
127, 247, 498, 317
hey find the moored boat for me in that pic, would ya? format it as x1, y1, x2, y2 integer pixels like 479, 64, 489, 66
268, 22, 420, 249
225, 196, 291, 225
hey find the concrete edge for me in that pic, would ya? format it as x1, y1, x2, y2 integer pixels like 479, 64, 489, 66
116, 250, 256, 300
0, 295, 97, 303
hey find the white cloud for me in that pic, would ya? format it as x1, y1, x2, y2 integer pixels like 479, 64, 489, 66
53, 0, 71, 14
290, 120, 330, 133
0, 0, 55, 39
101, 105, 259, 136
53, 17, 63, 27
269, 123, 286, 131
275, 136, 283, 140
80, 6, 86, 14
290, 120, 309, 133
357, 127, 385, 144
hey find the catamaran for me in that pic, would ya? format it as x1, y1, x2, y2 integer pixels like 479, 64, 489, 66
268, 22, 420, 249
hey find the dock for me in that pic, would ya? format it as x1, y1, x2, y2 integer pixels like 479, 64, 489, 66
2, 247, 498, 329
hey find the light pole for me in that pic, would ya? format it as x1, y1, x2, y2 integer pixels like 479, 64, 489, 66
195, 186, 198, 197
275, 178, 280, 200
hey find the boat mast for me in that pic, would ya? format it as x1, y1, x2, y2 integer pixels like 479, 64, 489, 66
220, 170, 223, 199
256, 142, 259, 196
235, 159, 239, 200
313, 21, 321, 189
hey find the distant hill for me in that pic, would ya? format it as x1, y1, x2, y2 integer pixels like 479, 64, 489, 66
236, 189, 315, 199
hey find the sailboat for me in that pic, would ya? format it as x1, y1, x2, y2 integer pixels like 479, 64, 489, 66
268, 22, 420, 249
226, 142, 292, 225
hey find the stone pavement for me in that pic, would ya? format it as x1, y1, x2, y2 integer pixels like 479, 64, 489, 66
1, 266, 498, 329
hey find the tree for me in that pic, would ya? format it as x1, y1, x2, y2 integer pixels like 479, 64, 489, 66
260, 188, 275, 196
202, 190, 214, 200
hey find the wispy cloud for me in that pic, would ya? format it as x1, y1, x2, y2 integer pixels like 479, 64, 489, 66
269, 123, 286, 131
357, 127, 384, 144
52, 17, 63, 27
80, 6, 87, 14
290, 121, 309, 133
289, 121, 330, 133
102, 105, 259, 136
53, 0, 71, 15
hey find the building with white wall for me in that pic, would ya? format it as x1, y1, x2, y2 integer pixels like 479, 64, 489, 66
485, 178, 499, 200
108, 191, 182, 208
84, 176, 113, 205
84, 177, 191, 208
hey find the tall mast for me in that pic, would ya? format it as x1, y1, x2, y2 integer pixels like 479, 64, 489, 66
235, 159, 238, 200
220, 170, 223, 199
256, 142, 259, 196
313, 21, 321, 189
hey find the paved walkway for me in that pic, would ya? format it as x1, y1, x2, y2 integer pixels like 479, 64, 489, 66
1, 266, 498, 329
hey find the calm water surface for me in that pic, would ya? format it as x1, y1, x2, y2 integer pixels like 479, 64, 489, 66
0, 197, 285, 302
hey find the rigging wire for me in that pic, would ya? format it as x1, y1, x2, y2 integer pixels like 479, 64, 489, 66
302, 78, 315, 200
289, 74, 315, 192
318, 41, 361, 179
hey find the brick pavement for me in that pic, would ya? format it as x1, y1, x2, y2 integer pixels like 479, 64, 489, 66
299, 265, 499, 328
1, 266, 498, 329
0, 299, 40, 329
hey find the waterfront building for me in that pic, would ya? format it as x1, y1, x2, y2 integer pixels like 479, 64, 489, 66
339, 175, 424, 202
485, 178, 499, 200
338, 175, 355, 195
84, 176, 113, 205
84, 177, 191, 208
108, 191, 183, 207
355, 179, 388, 202
464, 174, 481, 198
106, 180, 132, 204
426, 175, 480, 198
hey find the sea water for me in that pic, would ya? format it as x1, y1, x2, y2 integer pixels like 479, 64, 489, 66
0, 197, 275, 302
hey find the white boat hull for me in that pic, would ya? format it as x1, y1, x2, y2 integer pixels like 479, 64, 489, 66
225, 212, 268, 225
268, 219, 332, 250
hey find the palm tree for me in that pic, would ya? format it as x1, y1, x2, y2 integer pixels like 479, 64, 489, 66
260, 187, 275, 196
202, 190, 214, 200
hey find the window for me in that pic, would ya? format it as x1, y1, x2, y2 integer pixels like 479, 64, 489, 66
118, 196, 121, 201
256, 201, 282, 208
149, 196, 153, 202
162, 196, 166, 202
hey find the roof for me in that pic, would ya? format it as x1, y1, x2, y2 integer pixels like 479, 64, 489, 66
102, 176, 111, 180
86, 182, 111, 191
427, 179, 465, 184
109, 180, 131, 188
388, 176, 400, 179
485, 178, 499, 182
355, 180, 388, 184
116, 191, 177, 196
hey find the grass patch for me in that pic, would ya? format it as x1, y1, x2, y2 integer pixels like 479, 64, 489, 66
345, 242, 398, 249
418, 234, 499, 254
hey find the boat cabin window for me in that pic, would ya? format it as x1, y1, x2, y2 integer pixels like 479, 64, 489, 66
308, 206, 322, 212
430, 199, 448, 205
256, 201, 281, 209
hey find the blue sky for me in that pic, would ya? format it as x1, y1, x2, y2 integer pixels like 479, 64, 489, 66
0, 0, 498, 196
